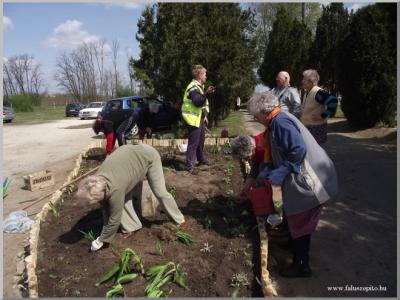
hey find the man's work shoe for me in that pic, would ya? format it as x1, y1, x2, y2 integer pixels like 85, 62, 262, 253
197, 159, 212, 166
279, 262, 312, 278
184, 167, 198, 175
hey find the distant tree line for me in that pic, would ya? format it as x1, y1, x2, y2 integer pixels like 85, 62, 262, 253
54, 39, 135, 103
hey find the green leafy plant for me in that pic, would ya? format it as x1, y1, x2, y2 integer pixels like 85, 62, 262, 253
145, 261, 188, 297
95, 248, 144, 297
166, 185, 176, 199
48, 202, 60, 217
230, 272, 249, 297
225, 161, 233, 175
202, 216, 213, 230
3, 177, 12, 199
176, 231, 195, 246
79, 230, 96, 242
155, 242, 163, 256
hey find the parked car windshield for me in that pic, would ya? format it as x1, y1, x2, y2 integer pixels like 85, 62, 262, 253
88, 102, 103, 108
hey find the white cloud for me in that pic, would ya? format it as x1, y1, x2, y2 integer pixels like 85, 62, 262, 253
46, 19, 110, 50
3, 16, 14, 30
105, 3, 142, 10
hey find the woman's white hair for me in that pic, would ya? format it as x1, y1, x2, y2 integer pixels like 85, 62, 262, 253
302, 69, 320, 86
76, 175, 106, 203
247, 92, 279, 116
230, 135, 255, 159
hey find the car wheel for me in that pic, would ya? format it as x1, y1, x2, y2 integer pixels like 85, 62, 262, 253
80, 117, 84, 120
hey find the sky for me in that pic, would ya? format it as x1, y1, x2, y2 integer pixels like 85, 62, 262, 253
3, 2, 374, 94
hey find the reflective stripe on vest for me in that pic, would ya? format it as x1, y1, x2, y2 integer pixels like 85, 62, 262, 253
181, 80, 209, 128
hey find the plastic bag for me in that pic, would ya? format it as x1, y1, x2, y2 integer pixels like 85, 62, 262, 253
3, 210, 34, 233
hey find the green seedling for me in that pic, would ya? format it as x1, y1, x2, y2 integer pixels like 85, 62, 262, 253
145, 261, 188, 297
230, 272, 249, 298
200, 242, 213, 253
79, 230, 96, 242
48, 202, 60, 217
230, 224, 248, 238
155, 242, 163, 256
95, 248, 143, 297
203, 216, 213, 230
244, 259, 254, 268
3, 177, 12, 199
166, 185, 176, 199
225, 161, 233, 175
66, 184, 76, 194
176, 231, 195, 246
226, 189, 234, 196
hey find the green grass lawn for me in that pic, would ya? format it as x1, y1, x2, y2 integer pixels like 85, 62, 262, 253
210, 110, 247, 137
3, 106, 69, 125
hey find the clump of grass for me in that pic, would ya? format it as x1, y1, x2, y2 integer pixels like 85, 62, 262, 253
176, 231, 195, 246
78, 229, 96, 242
155, 242, 163, 256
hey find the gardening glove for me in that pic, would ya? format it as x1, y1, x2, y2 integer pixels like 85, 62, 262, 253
90, 237, 104, 252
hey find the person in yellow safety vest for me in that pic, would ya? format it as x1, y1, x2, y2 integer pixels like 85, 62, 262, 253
181, 64, 215, 174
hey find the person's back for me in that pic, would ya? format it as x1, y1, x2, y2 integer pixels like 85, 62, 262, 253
98, 144, 156, 194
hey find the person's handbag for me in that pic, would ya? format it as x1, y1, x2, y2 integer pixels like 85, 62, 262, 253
245, 180, 274, 216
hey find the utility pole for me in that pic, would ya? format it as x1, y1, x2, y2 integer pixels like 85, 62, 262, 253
301, 3, 305, 22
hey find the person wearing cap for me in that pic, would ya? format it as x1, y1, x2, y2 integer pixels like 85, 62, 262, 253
76, 144, 185, 251
230, 91, 338, 278
271, 71, 302, 118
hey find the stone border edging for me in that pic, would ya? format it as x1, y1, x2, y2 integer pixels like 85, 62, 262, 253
25, 140, 106, 298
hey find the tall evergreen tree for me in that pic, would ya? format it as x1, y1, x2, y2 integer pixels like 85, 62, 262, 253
257, 7, 312, 88
337, 3, 396, 128
309, 3, 349, 95
132, 3, 258, 126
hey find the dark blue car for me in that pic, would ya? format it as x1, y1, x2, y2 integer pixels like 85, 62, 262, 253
96, 96, 181, 137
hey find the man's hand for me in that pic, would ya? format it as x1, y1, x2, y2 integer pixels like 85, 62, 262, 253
90, 237, 104, 252
206, 86, 216, 94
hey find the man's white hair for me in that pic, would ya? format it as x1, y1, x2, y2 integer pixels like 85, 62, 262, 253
76, 175, 106, 203
247, 92, 279, 116
278, 71, 290, 84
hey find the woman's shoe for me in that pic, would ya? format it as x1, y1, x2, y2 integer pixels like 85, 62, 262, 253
279, 261, 312, 278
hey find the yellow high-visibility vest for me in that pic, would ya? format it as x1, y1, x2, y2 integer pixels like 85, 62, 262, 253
181, 80, 209, 128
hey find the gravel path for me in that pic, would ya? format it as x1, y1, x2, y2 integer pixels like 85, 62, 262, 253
2, 118, 99, 298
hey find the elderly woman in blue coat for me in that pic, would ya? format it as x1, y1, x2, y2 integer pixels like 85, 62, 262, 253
230, 92, 338, 278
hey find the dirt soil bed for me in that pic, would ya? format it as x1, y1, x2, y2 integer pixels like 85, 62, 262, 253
36, 145, 265, 297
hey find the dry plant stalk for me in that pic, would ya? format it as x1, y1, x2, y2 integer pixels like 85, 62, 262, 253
257, 217, 278, 297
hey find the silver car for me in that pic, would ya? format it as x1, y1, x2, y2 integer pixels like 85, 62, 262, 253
3, 106, 15, 123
